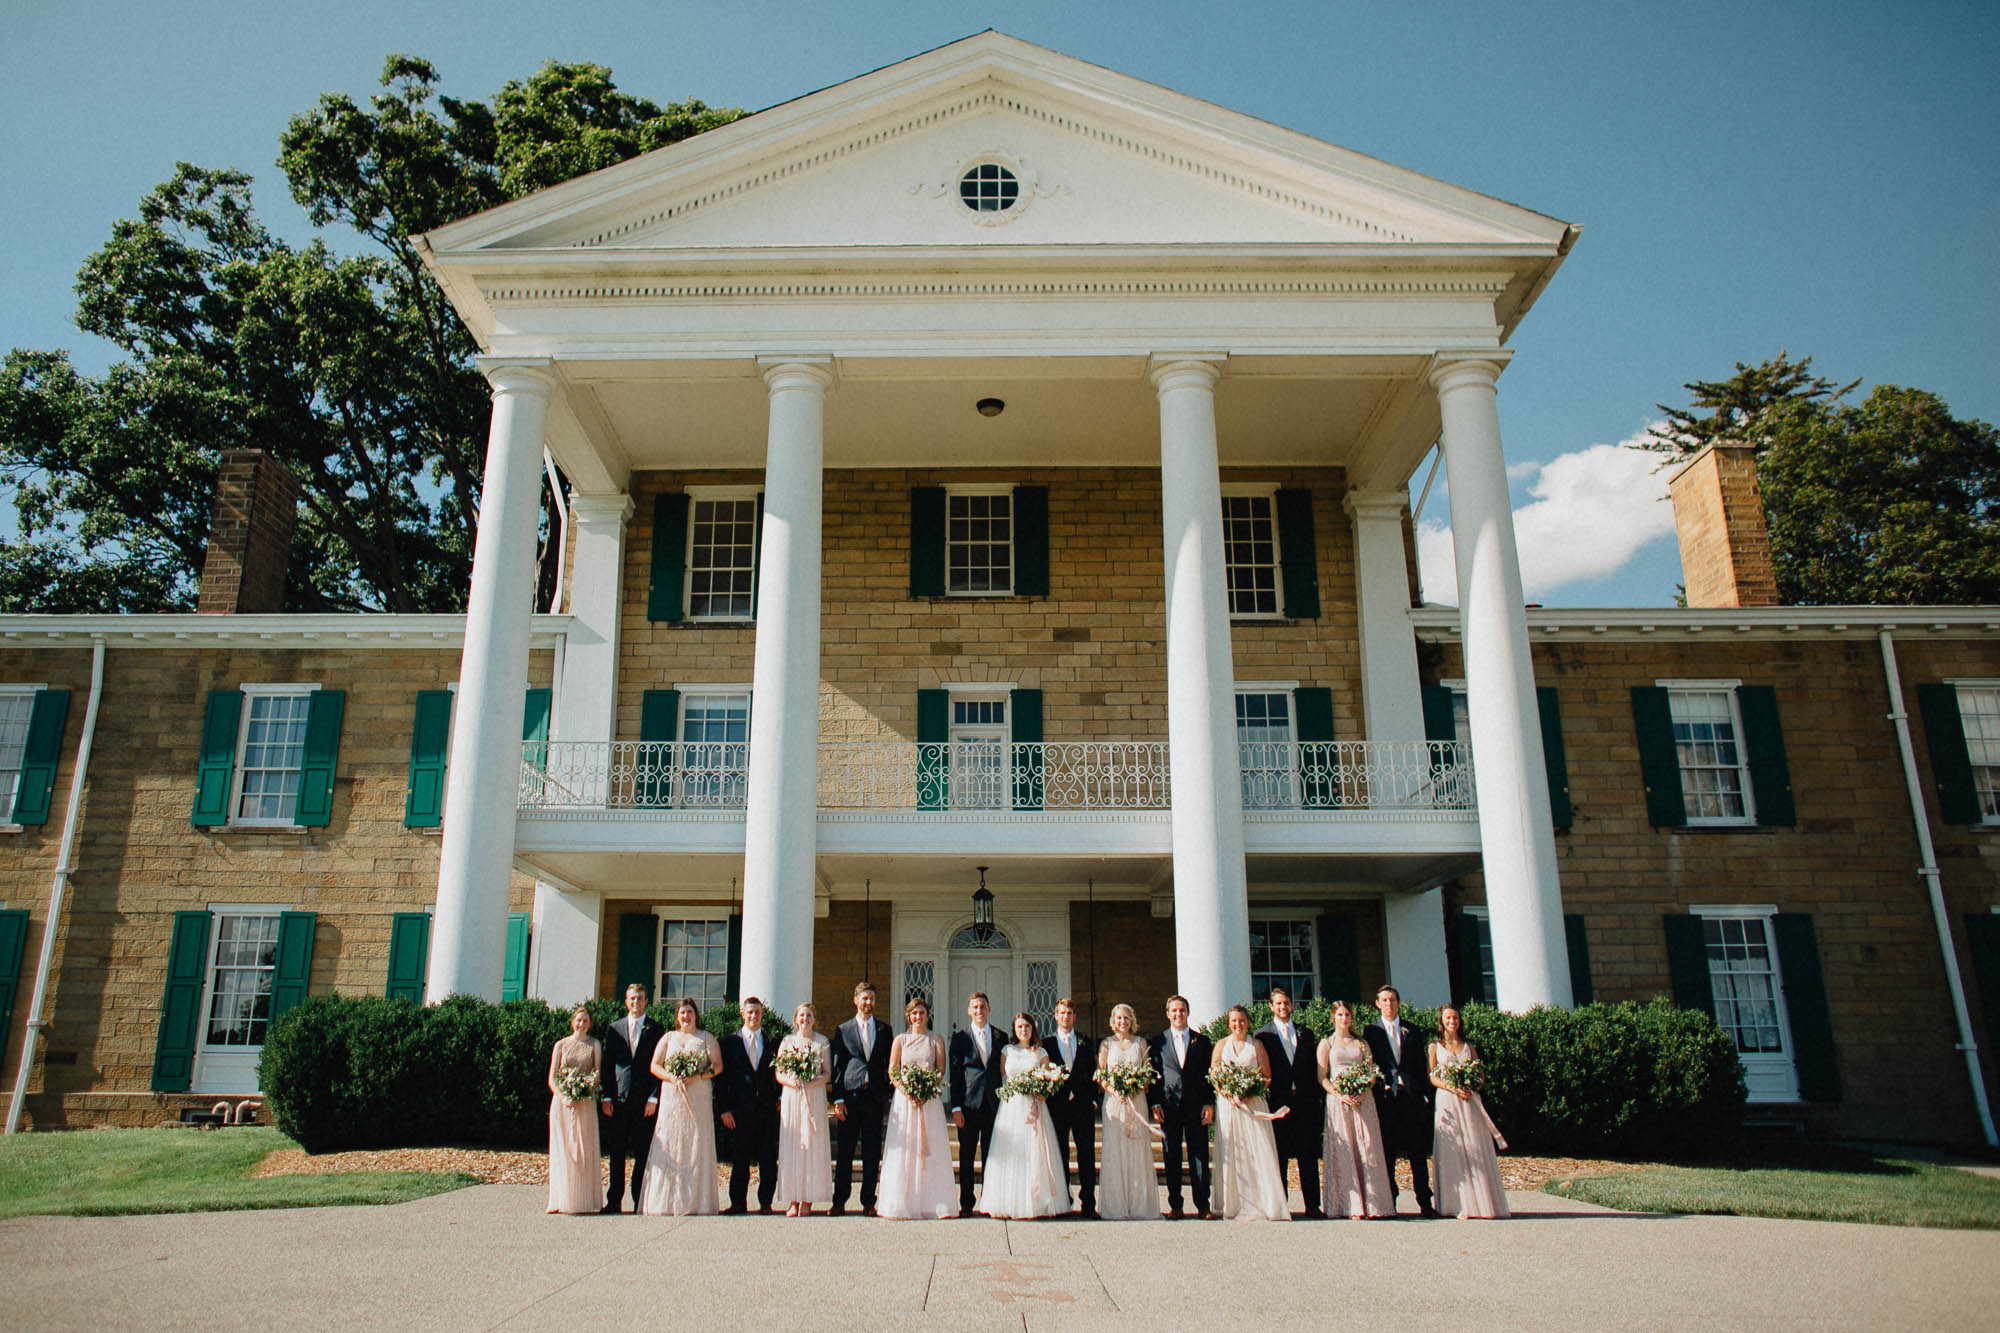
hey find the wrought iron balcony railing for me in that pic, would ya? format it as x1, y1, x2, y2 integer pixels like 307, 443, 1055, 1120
520, 739, 1473, 813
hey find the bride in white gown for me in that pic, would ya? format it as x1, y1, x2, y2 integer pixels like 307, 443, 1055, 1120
978, 1013, 1071, 1219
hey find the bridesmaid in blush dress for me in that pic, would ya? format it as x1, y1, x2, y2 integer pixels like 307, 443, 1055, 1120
1429, 1003, 1510, 1220
639, 997, 723, 1216
877, 996, 955, 1219
775, 1002, 832, 1217
1318, 1000, 1393, 1220
1094, 1003, 1161, 1220
546, 1005, 603, 1215
1210, 1005, 1290, 1222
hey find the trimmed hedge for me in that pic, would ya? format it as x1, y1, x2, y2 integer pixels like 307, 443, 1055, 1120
1201, 997, 1745, 1158
261, 995, 787, 1154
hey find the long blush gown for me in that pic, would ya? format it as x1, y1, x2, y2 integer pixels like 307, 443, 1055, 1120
775, 1032, 832, 1206
1320, 1035, 1394, 1219
978, 1045, 1070, 1218
1095, 1035, 1159, 1220
546, 1036, 603, 1215
1211, 1036, 1290, 1221
1431, 1042, 1510, 1219
877, 1033, 955, 1219
639, 1030, 720, 1216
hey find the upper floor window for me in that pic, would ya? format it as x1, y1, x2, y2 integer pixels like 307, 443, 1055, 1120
947, 488, 1013, 595
949, 692, 1010, 809
231, 685, 319, 826
686, 488, 759, 621
0, 688, 37, 816
1954, 683, 2000, 821
1236, 686, 1295, 810
1667, 684, 1753, 825
1221, 486, 1282, 618
679, 689, 751, 807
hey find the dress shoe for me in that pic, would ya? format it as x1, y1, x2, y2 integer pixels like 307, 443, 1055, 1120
758, 1204, 775, 1215
1165, 1206, 1183, 1220
1080, 1208, 1100, 1221
1418, 1206, 1440, 1219
828, 1204, 846, 1217
599, 1205, 621, 1215
862, 1206, 879, 1218
719, 1206, 742, 1215
1303, 1208, 1326, 1220
1200, 1210, 1216, 1221
959, 1207, 977, 1218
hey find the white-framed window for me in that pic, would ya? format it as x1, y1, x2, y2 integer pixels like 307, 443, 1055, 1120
1249, 913, 1318, 1001
655, 911, 731, 1011
1953, 682, 2000, 822
1221, 484, 1283, 619
230, 684, 319, 826
1461, 905, 1497, 1004
1236, 685, 1296, 810
946, 486, 1013, 596
0, 684, 43, 818
677, 687, 751, 808
685, 486, 760, 621
948, 686, 1011, 809
203, 911, 283, 1049
1693, 905, 1800, 1102
1664, 680, 1755, 826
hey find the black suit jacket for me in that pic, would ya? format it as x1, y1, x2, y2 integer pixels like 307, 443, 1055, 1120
1042, 1030, 1099, 1125
717, 1027, 780, 1127
829, 1016, 893, 1110
602, 1015, 663, 1109
1148, 1027, 1212, 1115
1363, 1019, 1434, 1122
1254, 1021, 1322, 1122
948, 1026, 1008, 1116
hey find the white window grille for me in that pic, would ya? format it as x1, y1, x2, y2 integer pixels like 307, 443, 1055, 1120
679, 690, 750, 807
1236, 689, 1295, 810
232, 687, 316, 825
950, 695, 1008, 809
1956, 684, 2000, 821
1221, 488, 1280, 617
658, 916, 730, 1011
903, 960, 936, 1012
1025, 960, 1059, 1033
0, 689, 35, 815
1248, 916, 1316, 1001
1668, 685, 1753, 824
686, 492, 759, 620
946, 489, 1012, 595
204, 913, 282, 1048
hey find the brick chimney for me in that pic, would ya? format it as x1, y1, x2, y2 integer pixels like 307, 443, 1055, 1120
1667, 441, 1779, 608
197, 449, 301, 613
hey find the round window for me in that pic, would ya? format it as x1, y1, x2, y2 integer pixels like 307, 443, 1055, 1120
958, 162, 1020, 213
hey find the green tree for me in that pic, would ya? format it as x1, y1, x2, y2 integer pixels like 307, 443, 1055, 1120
0, 57, 739, 613
1644, 354, 2000, 605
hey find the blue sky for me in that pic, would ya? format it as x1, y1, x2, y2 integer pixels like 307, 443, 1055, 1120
6, 0, 1996, 607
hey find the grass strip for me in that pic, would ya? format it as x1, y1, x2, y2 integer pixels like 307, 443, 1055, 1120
0, 1126, 476, 1219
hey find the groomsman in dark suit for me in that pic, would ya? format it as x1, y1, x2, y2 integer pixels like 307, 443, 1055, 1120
1149, 994, 1213, 1219
718, 995, 781, 1214
1363, 983, 1436, 1218
948, 990, 1007, 1217
829, 980, 893, 1216
1042, 997, 1097, 1218
1255, 985, 1323, 1218
600, 982, 663, 1213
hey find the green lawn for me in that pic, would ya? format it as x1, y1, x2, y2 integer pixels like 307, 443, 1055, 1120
1546, 1144, 2000, 1230
0, 1127, 475, 1219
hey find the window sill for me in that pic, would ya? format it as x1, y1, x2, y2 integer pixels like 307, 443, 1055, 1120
681, 618, 756, 628
1664, 823, 1773, 834
1230, 616, 1295, 627
205, 824, 310, 836
0, 824, 21, 835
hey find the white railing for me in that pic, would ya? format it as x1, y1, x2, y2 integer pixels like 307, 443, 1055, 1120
523, 739, 1472, 813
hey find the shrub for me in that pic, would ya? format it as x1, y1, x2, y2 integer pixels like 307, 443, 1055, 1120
262, 993, 787, 1153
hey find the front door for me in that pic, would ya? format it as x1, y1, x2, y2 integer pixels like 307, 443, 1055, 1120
948, 943, 1015, 1037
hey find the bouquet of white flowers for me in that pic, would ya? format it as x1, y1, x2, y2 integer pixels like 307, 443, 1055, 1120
662, 1049, 710, 1082
1332, 1058, 1382, 1099
1093, 1062, 1157, 1099
998, 1064, 1068, 1101
554, 1066, 600, 1103
1436, 1058, 1484, 1094
1207, 1062, 1269, 1102
773, 1044, 824, 1084
890, 1062, 945, 1105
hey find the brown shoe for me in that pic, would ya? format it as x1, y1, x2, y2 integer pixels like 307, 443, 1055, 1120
1165, 1206, 1183, 1220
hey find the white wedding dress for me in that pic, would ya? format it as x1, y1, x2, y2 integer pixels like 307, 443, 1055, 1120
978, 1044, 1070, 1218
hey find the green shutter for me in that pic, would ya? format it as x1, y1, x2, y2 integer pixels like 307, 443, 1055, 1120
637, 689, 680, 809
501, 912, 531, 1002
1275, 487, 1320, 619
0, 909, 28, 1060
1294, 686, 1338, 808
404, 690, 452, 828
1772, 913, 1840, 1103
1918, 684, 1981, 825
1662, 914, 1714, 1013
1632, 687, 1686, 827
295, 690, 344, 828
725, 912, 743, 1002
617, 912, 657, 995
910, 487, 946, 598
1963, 913, 2000, 1058
10, 689, 70, 825
1456, 911, 1492, 1006
1315, 914, 1360, 1005
385, 912, 430, 1002
1012, 485, 1049, 597
269, 911, 316, 1023
751, 490, 764, 618
1539, 686, 1572, 830
1010, 689, 1044, 810
192, 690, 243, 827
647, 492, 689, 622
522, 687, 551, 775
917, 689, 949, 810
1564, 913, 1594, 1005
1737, 685, 1794, 827
151, 910, 212, 1092
1422, 683, 1457, 744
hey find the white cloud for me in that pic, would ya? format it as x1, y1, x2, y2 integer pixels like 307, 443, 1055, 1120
1417, 428, 1677, 604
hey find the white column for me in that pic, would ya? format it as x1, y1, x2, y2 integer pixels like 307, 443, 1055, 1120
738, 357, 832, 1018
529, 884, 603, 1008
1152, 354, 1249, 1025
430, 359, 554, 1002
1383, 888, 1452, 1007
554, 494, 633, 750
1432, 355, 1571, 1010
1344, 489, 1426, 743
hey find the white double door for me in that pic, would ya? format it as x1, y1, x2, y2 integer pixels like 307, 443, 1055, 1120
948, 955, 1015, 1038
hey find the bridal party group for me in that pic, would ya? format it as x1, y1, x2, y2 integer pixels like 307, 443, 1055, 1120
543, 979, 1511, 1223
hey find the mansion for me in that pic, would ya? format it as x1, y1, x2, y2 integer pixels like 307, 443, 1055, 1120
1, 34, 1996, 1146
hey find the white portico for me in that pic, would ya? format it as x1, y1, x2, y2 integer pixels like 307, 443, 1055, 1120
417, 32, 1578, 1022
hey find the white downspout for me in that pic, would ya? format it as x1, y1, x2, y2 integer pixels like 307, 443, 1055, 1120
1879, 629, 1998, 1146
6, 636, 106, 1135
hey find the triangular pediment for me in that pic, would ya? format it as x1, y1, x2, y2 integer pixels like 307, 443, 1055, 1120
422, 33, 1570, 257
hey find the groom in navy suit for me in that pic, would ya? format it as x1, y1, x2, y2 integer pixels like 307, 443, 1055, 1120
1363, 983, 1436, 1218
1149, 994, 1213, 1219
600, 982, 662, 1213
718, 995, 781, 1213
948, 991, 1007, 1217
1256, 986, 1323, 1218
